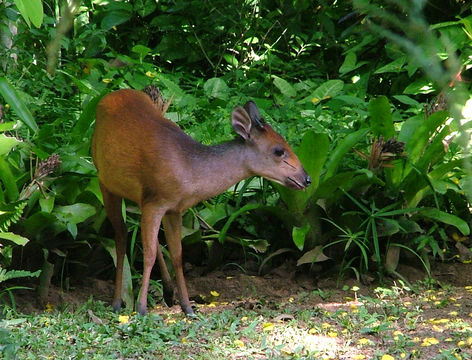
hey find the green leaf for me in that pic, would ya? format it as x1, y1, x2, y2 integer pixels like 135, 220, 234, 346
403, 79, 435, 95
101, 2, 133, 30
39, 196, 55, 213
393, 95, 420, 107
271, 75, 297, 98
0, 232, 29, 246
374, 56, 406, 74
0, 156, 19, 202
218, 203, 262, 243
297, 246, 329, 265
71, 94, 104, 139
0, 134, 21, 156
0, 77, 38, 133
204, 78, 230, 100
405, 111, 448, 165
368, 96, 395, 139
0, 269, 40, 282
0, 121, 19, 132
198, 203, 229, 227
223, 54, 239, 67
301, 80, 344, 104
134, 0, 156, 17
324, 128, 369, 180
292, 224, 310, 251
276, 132, 329, 213
157, 74, 185, 99
14, 0, 43, 27
339, 52, 368, 74
100, 237, 134, 309
419, 208, 470, 236
132, 45, 151, 59
53, 203, 96, 226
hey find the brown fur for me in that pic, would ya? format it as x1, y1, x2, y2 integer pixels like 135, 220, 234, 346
92, 89, 309, 315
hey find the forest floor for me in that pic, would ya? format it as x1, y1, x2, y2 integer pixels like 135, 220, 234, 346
4, 261, 472, 359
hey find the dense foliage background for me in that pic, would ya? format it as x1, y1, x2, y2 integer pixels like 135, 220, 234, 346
0, 0, 471, 309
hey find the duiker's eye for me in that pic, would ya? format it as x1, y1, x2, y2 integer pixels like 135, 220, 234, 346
273, 147, 285, 157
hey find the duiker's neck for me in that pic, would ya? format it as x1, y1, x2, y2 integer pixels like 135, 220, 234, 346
187, 138, 254, 202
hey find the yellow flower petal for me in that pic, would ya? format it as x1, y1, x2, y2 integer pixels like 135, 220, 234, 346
421, 337, 439, 346
352, 355, 366, 360
263, 322, 275, 331
358, 338, 371, 345
327, 331, 338, 338
118, 315, 129, 324
210, 291, 220, 297
233, 339, 245, 348
381, 355, 395, 360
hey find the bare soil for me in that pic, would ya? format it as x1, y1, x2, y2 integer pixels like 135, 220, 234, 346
10, 260, 472, 359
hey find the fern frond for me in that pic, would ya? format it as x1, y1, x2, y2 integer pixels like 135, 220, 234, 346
0, 201, 27, 232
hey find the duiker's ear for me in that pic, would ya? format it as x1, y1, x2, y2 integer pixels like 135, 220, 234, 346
243, 100, 264, 128
231, 106, 252, 140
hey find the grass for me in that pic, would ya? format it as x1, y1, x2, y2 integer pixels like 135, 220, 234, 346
2, 282, 472, 359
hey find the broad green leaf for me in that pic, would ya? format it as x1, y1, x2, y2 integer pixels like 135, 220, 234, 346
276, 132, 329, 213
393, 95, 420, 107
131, 44, 151, 59
24, 0, 43, 28
204, 78, 230, 100
271, 75, 297, 98
157, 74, 185, 99
100, 237, 134, 309
14, 0, 43, 27
223, 54, 239, 67
405, 111, 448, 165
0, 121, 19, 132
199, 203, 229, 227
419, 208, 470, 236
368, 96, 395, 139
292, 223, 310, 251
101, 4, 133, 30
219, 203, 262, 243
403, 79, 435, 95
53, 203, 96, 225
324, 128, 369, 180
0, 134, 21, 156
13, 0, 29, 26
71, 93, 104, 139
297, 246, 329, 265
39, 196, 55, 213
0, 156, 19, 202
374, 56, 406, 74
57, 70, 99, 95
339, 52, 368, 74
339, 52, 357, 73
0, 77, 38, 133
0, 232, 29, 246
301, 80, 344, 104
134, 0, 156, 17
239, 238, 269, 253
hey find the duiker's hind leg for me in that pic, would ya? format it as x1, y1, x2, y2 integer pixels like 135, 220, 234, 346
100, 183, 127, 312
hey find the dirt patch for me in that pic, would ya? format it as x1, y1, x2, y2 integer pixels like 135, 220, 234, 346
7, 261, 472, 359
10, 261, 472, 314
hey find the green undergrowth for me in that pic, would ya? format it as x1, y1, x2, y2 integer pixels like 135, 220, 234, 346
2, 282, 472, 360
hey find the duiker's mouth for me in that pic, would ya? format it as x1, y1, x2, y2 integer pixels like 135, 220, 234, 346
286, 177, 305, 190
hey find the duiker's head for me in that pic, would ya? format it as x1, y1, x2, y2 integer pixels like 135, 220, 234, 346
231, 101, 310, 190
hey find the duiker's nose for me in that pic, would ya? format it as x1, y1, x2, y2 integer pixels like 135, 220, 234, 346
304, 174, 311, 187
